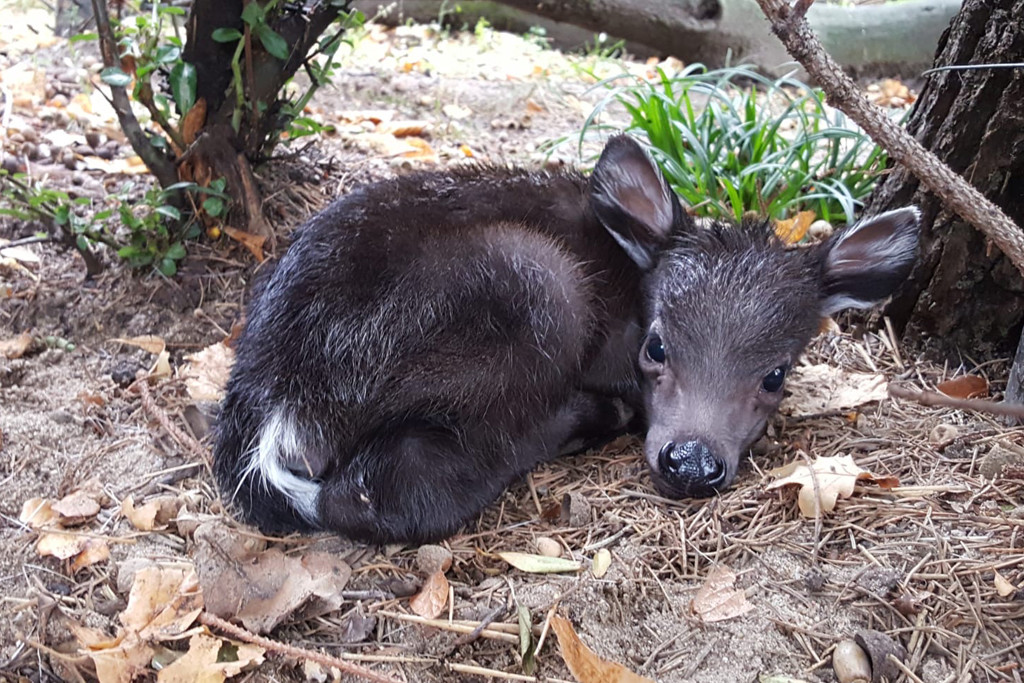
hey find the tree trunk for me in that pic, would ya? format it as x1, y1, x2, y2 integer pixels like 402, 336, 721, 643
177, 0, 349, 243
369, 0, 960, 75
869, 0, 1024, 356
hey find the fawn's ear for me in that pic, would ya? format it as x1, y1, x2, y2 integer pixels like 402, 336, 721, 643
819, 207, 921, 315
589, 135, 688, 270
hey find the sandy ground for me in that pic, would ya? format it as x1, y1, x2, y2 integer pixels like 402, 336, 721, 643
1, 5, 1022, 683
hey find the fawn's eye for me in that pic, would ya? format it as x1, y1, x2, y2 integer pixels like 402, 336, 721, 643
645, 335, 666, 364
761, 365, 788, 393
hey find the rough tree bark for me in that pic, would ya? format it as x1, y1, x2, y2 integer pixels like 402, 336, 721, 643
868, 0, 1024, 356
368, 0, 960, 74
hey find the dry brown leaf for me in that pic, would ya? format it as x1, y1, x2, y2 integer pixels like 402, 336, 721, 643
80, 155, 150, 175
178, 342, 235, 402
156, 631, 264, 682
377, 120, 430, 137
690, 565, 754, 623
766, 454, 897, 517
52, 490, 102, 525
550, 614, 654, 683
780, 364, 888, 416
409, 570, 449, 619
71, 538, 112, 572
337, 109, 396, 125
121, 563, 203, 640
994, 569, 1016, 598
222, 226, 266, 263
181, 98, 207, 146
121, 495, 181, 531
401, 136, 438, 162
937, 374, 989, 399
194, 521, 351, 633
0, 332, 33, 359
774, 211, 816, 245
37, 531, 89, 560
89, 636, 154, 683
113, 335, 166, 355
20, 497, 59, 529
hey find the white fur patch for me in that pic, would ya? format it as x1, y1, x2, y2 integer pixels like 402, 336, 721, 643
237, 407, 321, 523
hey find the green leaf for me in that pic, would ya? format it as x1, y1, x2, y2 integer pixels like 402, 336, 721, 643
70, 32, 98, 43
157, 257, 178, 277
240, 2, 264, 26
150, 135, 168, 149
165, 242, 187, 260
155, 44, 182, 64
155, 205, 181, 221
100, 67, 132, 87
75, 235, 91, 252
211, 27, 243, 43
257, 26, 290, 60
202, 196, 225, 217
169, 61, 197, 116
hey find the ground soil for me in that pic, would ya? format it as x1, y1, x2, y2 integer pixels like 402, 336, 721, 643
1, 5, 1022, 683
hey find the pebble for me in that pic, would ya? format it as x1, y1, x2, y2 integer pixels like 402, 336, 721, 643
535, 536, 561, 557
86, 130, 103, 148
416, 544, 452, 574
21, 128, 38, 143
36, 143, 52, 161
61, 148, 77, 170
808, 219, 834, 240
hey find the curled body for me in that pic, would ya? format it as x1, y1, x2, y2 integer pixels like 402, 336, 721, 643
215, 136, 920, 543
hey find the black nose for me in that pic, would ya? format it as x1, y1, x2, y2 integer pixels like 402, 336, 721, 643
658, 439, 727, 490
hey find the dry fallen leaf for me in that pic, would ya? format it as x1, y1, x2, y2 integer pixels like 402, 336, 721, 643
774, 211, 816, 245
994, 569, 1016, 598
550, 614, 654, 683
52, 490, 102, 525
122, 563, 203, 640
498, 551, 582, 574
20, 497, 59, 529
766, 454, 899, 517
194, 521, 351, 633
780, 364, 888, 416
121, 495, 181, 531
156, 632, 265, 682
109, 334, 168, 377
178, 342, 235, 402
222, 226, 266, 263
36, 531, 89, 560
937, 374, 989, 399
376, 120, 430, 137
0, 332, 33, 359
409, 569, 449, 619
71, 538, 112, 573
690, 565, 754, 623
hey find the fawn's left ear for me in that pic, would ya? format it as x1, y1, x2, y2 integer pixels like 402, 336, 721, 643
819, 207, 921, 315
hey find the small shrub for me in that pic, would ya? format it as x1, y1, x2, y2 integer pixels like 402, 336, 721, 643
571, 64, 893, 225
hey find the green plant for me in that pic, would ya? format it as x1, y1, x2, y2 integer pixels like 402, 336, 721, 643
580, 33, 626, 60
0, 171, 211, 277
570, 64, 891, 225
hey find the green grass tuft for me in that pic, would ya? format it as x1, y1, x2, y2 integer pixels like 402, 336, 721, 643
569, 64, 897, 226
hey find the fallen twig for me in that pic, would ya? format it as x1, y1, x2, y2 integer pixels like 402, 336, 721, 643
198, 612, 401, 683
888, 384, 1024, 420
754, 0, 1024, 277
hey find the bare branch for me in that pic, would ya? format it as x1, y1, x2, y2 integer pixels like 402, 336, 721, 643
755, 0, 1024, 277
90, 0, 179, 189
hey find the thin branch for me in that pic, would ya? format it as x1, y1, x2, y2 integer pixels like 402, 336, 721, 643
198, 612, 402, 683
755, 0, 1024, 278
90, 0, 179, 189
888, 384, 1024, 420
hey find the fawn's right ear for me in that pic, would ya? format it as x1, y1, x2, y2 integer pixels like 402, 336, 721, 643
590, 135, 686, 271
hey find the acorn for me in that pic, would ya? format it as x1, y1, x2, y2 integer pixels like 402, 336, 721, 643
833, 639, 871, 683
